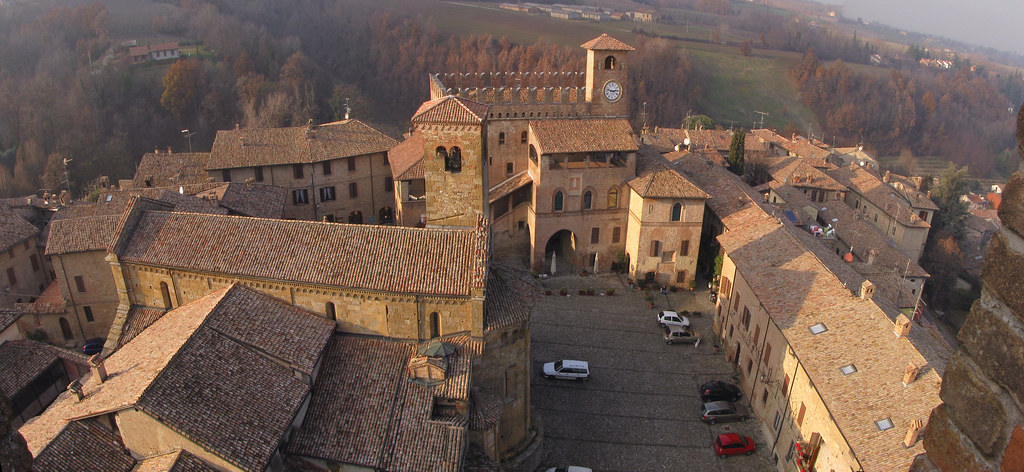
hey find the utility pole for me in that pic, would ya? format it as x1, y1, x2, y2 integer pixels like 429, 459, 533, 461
62, 158, 72, 197
181, 129, 195, 152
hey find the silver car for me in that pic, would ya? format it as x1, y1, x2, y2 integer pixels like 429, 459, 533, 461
700, 401, 749, 424
664, 325, 701, 345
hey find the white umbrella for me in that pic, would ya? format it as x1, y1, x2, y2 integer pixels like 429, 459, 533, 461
593, 252, 599, 274
550, 252, 557, 274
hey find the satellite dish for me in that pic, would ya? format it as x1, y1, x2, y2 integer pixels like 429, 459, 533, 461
683, 138, 691, 147
843, 253, 854, 263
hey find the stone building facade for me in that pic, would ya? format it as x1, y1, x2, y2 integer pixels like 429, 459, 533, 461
0, 205, 49, 307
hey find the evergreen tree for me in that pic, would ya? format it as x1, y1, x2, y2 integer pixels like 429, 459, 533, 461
727, 129, 746, 176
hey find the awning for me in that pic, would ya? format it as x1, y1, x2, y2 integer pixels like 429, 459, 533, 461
488, 171, 533, 203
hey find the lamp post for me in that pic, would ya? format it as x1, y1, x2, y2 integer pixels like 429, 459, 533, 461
181, 129, 194, 152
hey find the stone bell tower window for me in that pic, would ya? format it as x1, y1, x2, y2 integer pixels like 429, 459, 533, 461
446, 147, 462, 173
604, 56, 616, 69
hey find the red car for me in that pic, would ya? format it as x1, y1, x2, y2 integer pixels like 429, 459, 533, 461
714, 433, 755, 458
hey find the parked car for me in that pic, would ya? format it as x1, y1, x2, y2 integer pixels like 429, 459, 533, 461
545, 467, 593, 472
542, 360, 590, 380
700, 401, 748, 424
656, 310, 690, 328
664, 325, 701, 345
82, 338, 104, 355
699, 380, 742, 402
714, 433, 756, 458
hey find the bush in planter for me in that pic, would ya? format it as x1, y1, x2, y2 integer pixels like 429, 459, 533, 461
605, 288, 615, 296
586, 288, 595, 296
544, 290, 552, 296
559, 288, 568, 296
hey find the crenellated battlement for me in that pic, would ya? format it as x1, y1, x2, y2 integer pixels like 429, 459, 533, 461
430, 72, 589, 106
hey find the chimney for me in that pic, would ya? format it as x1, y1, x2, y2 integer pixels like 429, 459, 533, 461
167, 146, 172, 154
883, 170, 891, 183
904, 419, 923, 447
90, 354, 108, 383
867, 248, 879, 265
860, 280, 875, 300
235, 123, 240, 130
894, 314, 912, 337
69, 379, 84, 401
903, 362, 921, 385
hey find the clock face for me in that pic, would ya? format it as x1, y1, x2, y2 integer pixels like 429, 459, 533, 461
603, 81, 621, 102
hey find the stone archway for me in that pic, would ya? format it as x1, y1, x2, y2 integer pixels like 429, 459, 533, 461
543, 230, 578, 275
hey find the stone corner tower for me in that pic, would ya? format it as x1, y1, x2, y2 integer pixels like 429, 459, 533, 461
582, 33, 634, 118
412, 95, 490, 229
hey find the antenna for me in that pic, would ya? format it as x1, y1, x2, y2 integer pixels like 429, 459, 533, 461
754, 111, 769, 129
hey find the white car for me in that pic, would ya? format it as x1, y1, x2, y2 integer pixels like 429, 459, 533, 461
657, 310, 690, 328
545, 467, 593, 472
542, 359, 590, 380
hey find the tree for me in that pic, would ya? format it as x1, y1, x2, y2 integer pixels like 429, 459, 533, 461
931, 163, 972, 241
682, 115, 713, 130
727, 129, 746, 176
921, 230, 964, 308
161, 59, 201, 120
740, 40, 752, 57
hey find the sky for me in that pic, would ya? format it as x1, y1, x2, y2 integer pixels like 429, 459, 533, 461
835, 0, 1024, 55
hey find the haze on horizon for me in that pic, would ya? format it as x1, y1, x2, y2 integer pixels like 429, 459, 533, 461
836, 0, 1024, 56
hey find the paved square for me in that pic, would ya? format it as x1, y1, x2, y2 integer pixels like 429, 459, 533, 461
531, 275, 777, 472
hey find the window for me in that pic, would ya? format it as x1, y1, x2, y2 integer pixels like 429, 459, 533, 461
608, 187, 619, 208
347, 158, 356, 171
59, 317, 73, 341
379, 207, 394, 225
506, 162, 514, 176
786, 441, 796, 461
446, 147, 462, 172
319, 186, 336, 202
676, 271, 687, 283
325, 302, 336, 321
498, 132, 505, 145
591, 227, 600, 244
680, 240, 690, 256
293, 164, 304, 179
809, 323, 828, 335
518, 220, 525, 230
754, 325, 761, 344
553, 191, 564, 211
582, 191, 592, 210
742, 307, 751, 330
222, 169, 231, 182
875, 418, 895, 431
612, 227, 621, 243
661, 250, 674, 263
650, 240, 661, 257
293, 189, 309, 205
349, 182, 358, 198
774, 411, 782, 430
747, 358, 753, 374
840, 364, 858, 375
604, 55, 616, 69
75, 276, 86, 293
728, 325, 734, 338
30, 254, 39, 271
797, 402, 806, 427
671, 202, 682, 221
348, 211, 363, 224
255, 167, 264, 182
323, 161, 332, 175
782, 374, 790, 396
521, 131, 527, 144
384, 177, 394, 192
762, 388, 769, 405
919, 210, 928, 222
763, 344, 772, 364
733, 293, 741, 312
429, 312, 440, 338
84, 306, 94, 322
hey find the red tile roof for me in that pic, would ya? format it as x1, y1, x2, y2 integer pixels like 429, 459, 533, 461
31, 421, 135, 472
0, 203, 39, 252
412, 96, 489, 125
530, 118, 638, 154
0, 340, 62, 399
488, 171, 533, 203
628, 163, 710, 199
579, 33, 635, 51
208, 120, 398, 170
826, 166, 934, 227
191, 183, 286, 218
132, 449, 220, 472
766, 156, 846, 191
45, 215, 119, 255
483, 268, 539, 334
114, 306, 167, 350
132, 152, 213, 188
0, 308, 20, 333
113, 208, 488, 297
389, 132, 426, 181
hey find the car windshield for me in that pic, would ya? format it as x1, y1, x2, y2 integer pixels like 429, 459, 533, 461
554, 360, 563, 370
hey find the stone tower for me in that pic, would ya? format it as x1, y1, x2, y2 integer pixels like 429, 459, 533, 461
910, 104, 1024, 470
582, 33, 635, 118
412, 95, 491, 228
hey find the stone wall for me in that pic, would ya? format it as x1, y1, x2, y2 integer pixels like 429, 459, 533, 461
911, 107, 1024, 471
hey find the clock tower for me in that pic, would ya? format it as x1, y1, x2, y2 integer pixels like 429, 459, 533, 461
582, 33, 634, 118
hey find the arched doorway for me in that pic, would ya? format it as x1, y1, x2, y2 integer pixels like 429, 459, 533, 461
59, 317, 73, 341
379, 207, 394, 225
543, 230, 578, 275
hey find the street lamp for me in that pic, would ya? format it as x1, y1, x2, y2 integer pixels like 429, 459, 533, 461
181, 129, 194, 152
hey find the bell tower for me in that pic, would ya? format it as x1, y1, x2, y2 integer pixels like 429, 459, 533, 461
582, 33, 635, 118
411, 95, 490, 228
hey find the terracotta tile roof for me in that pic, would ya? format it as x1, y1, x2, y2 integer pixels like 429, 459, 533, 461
0, 340, 62, 398
468, 387, 503, 431
208, 120, 398, 170
45, 215, 119, 255
670, 153, 776, 232
488, 171, 533, 203
579, 33, 635, 51
132, 152, 213, 188
0, 203, 39, 252
50, 187, 226, 224
530, 119, 637, 154
781, 137, 832, 161
628, 163, 709, 199
20, 284, 334, 472
32, 421, 135, 472
826, 166, 935, 226
0, 308, 20, 333
412, 96, 489, 125
191, 183, 286, 218
483, 265, 539, 333
132, 449, 220, 472
765, 156, 846, 191
129, 42, 179, 57
288, 335, 472, 471
115, 306, 167, 350
389, 132, 425, 181
717, 223, 941, 472
114, 209, 488, 297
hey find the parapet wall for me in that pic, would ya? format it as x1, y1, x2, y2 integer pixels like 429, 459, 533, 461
431, 72, 590, 107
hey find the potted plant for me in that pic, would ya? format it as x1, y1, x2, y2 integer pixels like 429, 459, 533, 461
605, 288, 615, 296
559, 287, 568, 296
544, 289, 552, 296
586, 288, 595, 296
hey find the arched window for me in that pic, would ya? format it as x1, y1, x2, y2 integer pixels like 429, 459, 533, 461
604, 56, 616, 69
521, 131, 528, 144
160, 282, 173, 309
379, 207, 394, 225
582, 191, 593, 210
553, 191, 564, 211
671, 203, 682, 221
348, 211, 363, 224
498, 132, 506, 145
325, 302, 336, 321
435, 146, 447, 161
608, 187, 619, 208
429, 312, 440, 339
446, 147, 462, 173
59, 317, 74, 341
529, 145, 538, 162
